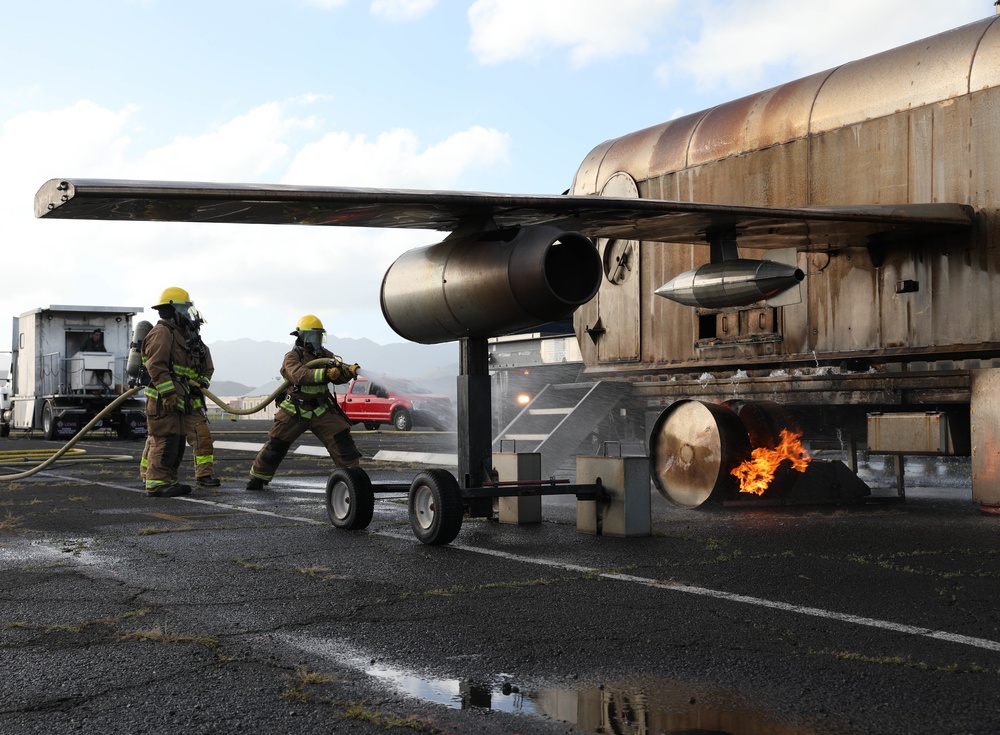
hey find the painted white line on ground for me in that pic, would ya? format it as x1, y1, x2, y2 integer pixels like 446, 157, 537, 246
46, 473, 324, 524
417, 535, 1000, 655
372, 450, 458, 466
213, 440, 334, 456
213, 440, 263, 452
51, 473, 1000, 655
212, 441, 458, 466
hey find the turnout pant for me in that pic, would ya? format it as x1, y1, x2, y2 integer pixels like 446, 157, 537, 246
140, 411, 214, 480
144, 404, 186, 491
250, 408, 360, 482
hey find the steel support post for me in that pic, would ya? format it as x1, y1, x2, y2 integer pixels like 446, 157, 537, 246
457, 337, 493, 516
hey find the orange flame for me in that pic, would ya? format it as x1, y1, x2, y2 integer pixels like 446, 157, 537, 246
731, 428, 811, 495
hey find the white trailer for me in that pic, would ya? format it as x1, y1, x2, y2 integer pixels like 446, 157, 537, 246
2, 305, 147, 440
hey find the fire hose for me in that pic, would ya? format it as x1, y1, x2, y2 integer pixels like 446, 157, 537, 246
0, 358, 348, 481
0, 386, 143, 480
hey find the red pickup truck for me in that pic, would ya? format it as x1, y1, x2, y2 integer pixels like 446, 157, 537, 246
334, 377, 454, 431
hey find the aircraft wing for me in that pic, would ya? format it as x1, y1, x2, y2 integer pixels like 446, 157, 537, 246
34, 178, 974, 250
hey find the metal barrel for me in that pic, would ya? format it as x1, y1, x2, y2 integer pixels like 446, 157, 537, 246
649, 400, 752, 508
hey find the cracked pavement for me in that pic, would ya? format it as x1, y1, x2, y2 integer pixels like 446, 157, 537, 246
2, 423, 1000, 734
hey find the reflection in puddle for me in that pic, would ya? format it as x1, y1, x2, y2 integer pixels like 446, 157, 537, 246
372, 673, 819, 735
284, 635, 821, 734
364, 663, 536, 715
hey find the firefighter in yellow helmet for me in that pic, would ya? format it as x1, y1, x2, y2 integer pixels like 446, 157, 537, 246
246, 315, 361, 490
139, 306, 220, 488
141, 287, 199, 497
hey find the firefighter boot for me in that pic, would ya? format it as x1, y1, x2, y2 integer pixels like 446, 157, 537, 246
197, 476, 221, 488
246, 477, 267, 491
147, 483, 193, 498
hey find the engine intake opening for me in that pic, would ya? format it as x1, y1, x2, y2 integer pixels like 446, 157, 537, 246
381, 225, 601, 344
545, 237, 603, 305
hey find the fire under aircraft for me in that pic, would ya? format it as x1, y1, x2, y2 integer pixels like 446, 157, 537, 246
34, 14, 1000, 512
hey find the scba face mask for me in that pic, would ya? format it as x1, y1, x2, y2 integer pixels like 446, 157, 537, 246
301, 329, 326, 350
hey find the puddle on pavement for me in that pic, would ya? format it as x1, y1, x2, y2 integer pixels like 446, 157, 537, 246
283, 635, 821, 734
366, 667, 818, 734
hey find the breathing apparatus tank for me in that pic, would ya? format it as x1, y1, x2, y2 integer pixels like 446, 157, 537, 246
126, 320, 153, 380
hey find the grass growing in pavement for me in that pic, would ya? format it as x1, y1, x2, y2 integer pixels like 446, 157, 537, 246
809, 648, 1000, 675
120, 626, 220, 650
337, 701, 439, 732
281, 666, 336, 702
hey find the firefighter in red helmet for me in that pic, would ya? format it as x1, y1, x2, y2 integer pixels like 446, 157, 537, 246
246, 315, 362, 490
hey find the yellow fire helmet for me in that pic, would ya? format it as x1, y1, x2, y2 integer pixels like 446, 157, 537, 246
154, 286, 191, 308
292, 314, 325, 335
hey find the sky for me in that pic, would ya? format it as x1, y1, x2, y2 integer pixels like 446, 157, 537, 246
0, 0, 992, 358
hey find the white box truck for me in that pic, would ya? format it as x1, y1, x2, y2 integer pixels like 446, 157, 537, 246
1, 305, 147, 440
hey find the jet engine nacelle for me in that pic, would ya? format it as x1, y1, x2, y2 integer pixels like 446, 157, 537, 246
381, 225, 602, 344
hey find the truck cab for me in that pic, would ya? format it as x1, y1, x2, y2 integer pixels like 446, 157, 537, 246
336, 377, 454, 431
2, 305, 147, 440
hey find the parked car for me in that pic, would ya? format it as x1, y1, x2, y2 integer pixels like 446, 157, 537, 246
335, 377, 454, 431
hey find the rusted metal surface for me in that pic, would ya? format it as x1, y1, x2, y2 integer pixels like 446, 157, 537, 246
571, 15, 1000, 391
686, 92, 761, 169
625, 369, 972, 409
742, 71, 829, 152
594, 173, 641, 362
867, 412, 953, 454
575, 17, 1000, 194
648, 111, 708, 179
970, 369, 1000, 507
811, 20, 989, 134
971, 18, 1000, 89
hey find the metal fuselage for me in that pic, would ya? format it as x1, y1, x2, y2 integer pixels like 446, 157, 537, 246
567, 15, 1000, 442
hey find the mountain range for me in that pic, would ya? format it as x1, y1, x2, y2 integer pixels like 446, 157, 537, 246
205, 336, 459, 398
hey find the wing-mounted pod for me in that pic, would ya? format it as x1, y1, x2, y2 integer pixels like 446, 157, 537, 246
381, 225, 602, 344
654, 229, 805, 309
654, 258, 805, 308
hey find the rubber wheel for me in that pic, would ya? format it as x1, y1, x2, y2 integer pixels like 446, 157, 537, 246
42, 402, 57, 441
326, 467, 375, 530
408, 469, 463, 545
0, 422, 9, 438
393, 409, 412, 431
363, 422, 379, 430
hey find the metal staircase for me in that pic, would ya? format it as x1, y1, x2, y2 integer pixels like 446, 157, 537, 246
492, 381, 630, 479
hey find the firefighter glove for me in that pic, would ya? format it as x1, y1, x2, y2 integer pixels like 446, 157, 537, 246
161, 392, 179, 412
325, 366, 344, 383
197, 377, 210, 389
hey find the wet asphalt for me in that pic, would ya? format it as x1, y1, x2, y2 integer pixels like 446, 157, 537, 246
2, 421, 1000, 735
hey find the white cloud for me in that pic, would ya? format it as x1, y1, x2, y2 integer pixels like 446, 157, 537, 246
658, 0, 990, 92
131, 103, 316, 182
283, 124, 509, 188
370, 0, 438, 21
0, 100, 512, 350
468, 0, 678, 66
1, 100, 136, 179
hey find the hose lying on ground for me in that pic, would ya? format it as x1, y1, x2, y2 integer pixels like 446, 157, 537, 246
0, 358, 336, 481
0, 387, 144, 481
